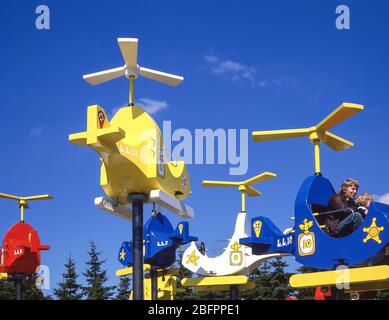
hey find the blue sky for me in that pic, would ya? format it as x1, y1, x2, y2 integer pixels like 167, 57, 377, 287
1, 1, 389, 296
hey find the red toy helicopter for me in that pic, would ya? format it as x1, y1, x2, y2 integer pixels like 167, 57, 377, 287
0, 193, 52, 299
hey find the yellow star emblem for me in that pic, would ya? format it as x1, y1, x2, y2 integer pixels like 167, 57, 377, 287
230, 242, 241, 252
363, 217, 384, 244
119, 248, 126, 260
186, 250, 200, 266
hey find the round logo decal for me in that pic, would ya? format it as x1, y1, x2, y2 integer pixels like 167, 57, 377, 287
98, 111, 105, 128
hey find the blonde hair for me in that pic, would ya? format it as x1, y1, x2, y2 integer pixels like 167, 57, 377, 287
356, 192, 373, 207
340, 178, 359, 193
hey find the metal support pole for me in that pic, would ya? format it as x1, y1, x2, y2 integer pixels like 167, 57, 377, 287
11, 274, 25, 300
129, 76, 135, 106
334, 288, 346, 300
128, 193, 148, 300
241, 192, 246, 212
313, 140, 321, 174
230, 285, 239, 300
150, 267, 158, 300
20, 205, 25, 222
15, 279, 23, 300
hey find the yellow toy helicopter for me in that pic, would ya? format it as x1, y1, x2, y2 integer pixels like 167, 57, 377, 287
69, 38, 194, 301
69, 38, 193, 218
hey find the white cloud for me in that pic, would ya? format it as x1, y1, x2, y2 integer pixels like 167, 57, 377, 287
30, 125, 44, 137
137, 98, 168, 115
375, 193, 389, 205
204, 55, 219, 63
204, 55, 256, 86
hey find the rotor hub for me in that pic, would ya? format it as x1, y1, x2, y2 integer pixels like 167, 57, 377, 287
124, 65, 139, 79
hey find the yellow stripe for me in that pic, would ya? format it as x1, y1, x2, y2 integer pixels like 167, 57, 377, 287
290, 265, 389, 288
181, 275, 250, 287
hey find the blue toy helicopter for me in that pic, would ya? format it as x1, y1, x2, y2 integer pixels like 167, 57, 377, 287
240, 103, 389, 271
118, 209, 197, 269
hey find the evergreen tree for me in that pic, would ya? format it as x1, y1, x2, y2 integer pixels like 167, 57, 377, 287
53, 254, 83, 300
269, 257, 292, 299
0, 280, 15, 300
240, 257, 292, 300
22, 276, 50, 300
0, 277, 50, 300
240, 260, 273, 300
0, 276, 51, 300
115, 276, 131, 300
83, 241, 115, 300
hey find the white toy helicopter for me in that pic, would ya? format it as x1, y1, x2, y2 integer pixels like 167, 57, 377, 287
182, 172, 287, 276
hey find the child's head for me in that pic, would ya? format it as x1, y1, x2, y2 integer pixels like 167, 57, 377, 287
356, 192, 373, 208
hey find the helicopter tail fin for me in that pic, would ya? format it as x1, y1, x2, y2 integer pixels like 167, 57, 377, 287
171, 222, 198, 244
69, 105, 124, 146
118, 241, 133, 267
240, 217, 288, 255
86, 105, 111, 131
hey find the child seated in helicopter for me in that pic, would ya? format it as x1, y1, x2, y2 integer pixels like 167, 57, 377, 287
326, 178, 363, 237
355, 192, 373, 216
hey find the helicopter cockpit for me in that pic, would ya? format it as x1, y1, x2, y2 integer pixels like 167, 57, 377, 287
295, 173, 370, 239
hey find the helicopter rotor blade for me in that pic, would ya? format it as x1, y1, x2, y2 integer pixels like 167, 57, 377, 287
244, 172, 277, 186
323, 131, 354, 151
315, 103, 364, 132
83, 66, 126, 85
0, 193, 21, 201
139, 66, 183, 86
118, 38, 138, 69
252, 128, 312, 142
202, 180, 238, 187
245, 185, 262, 197
22, 195, 53, 201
